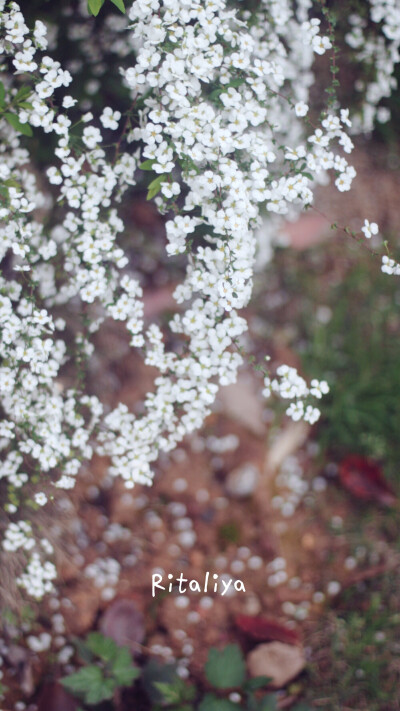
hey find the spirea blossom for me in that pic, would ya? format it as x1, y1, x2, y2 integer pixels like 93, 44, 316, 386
362, 219, 379, 238
0, 0, 398, 598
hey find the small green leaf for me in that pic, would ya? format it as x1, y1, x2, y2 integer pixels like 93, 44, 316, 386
205, 645, 246, 689
61, 665, 116, 705
198, 693, 238, 711
153, 678, 195, 705
139, 159, 156, 171
4, 113, 32, 137
18, 102, 33, 110
227, 78, 245, 88
146, 173, 166, 201
87, 0, 105, 16
209, 88, 223, 102
86, 632, 118, 662
3, 178, 21, 188
74, 636, 95, 664
259, 694, 278, 711
0, 82, 5, 108
153, 681, 181, 704
61, 665, 104, 695
86, 678, 115, 705
109, 0, 126, 12
243, 676, 272, 692
141, 660, 178, 704
15, 85, 32, 103
111, 648, 139, 686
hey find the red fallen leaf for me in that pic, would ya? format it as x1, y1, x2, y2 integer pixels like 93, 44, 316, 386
99, 598, 145, 656
37, 683, 78, 711
338, 455, 396, 506
234, 614, 301, 646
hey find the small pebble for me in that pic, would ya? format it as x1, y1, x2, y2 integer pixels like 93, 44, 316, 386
215, 555, 228, 569
312, 476, 327, 492
231, 560, 245, 574
327, 580, 341, 596
196, 488, 210, 503
313, 591, 325, 603
248, 556, 262, 570
238, 546, 251, 559
344, 556, 357, 570
173, 629, 187, 640
175, 596, 190, 609
182, 643, 194, 655
167, 544, 181, 557
187, 611, 200, 623
173, 478, 188, 492
199, 596, 213, 610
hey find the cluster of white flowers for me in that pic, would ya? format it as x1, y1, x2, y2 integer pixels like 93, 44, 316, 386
3, 521, 56, 597
85, 557, 121, 600
345, 0, 400, 132
17, 551, 57, 598
263, 366, 328, 424
0, 0, 399, 597
381, 255, 400, 274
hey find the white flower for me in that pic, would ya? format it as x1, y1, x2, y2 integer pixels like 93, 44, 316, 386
100, 107, 122, 130
286, 401, 305, 422
34, 492, 48, 506
62, 95, 77, 108
361, 219, 379, 239
295, 101, 309, 117
310, 379, 329, 398
312, 35, 332, 55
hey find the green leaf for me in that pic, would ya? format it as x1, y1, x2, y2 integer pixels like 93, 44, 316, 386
205, 645, 246, 689
141, 660, 179, 704
3, 178, 21, 189
61, 665, 104, 696
86, 678, 115, 705
146, 173, 166, 201
209, 88, 223, 102
4, 113, 32, 137
87, 0, 105, 16
109, 0, 126, 12
139, 159, 156, 171
74, 636, 95, 664
111, 648, 139, 686
61, 664, 117, 705
86, 632, 118, 662
152, 678, 195, 705
227, 78, 245, 88
15, 85, 32, 103
18, 102, 33, 110
243, 676, 272, 692
259, 694, 278, 711
199, 693, 238, 711
0, 82, 5, 108
153, 681, 181, 704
